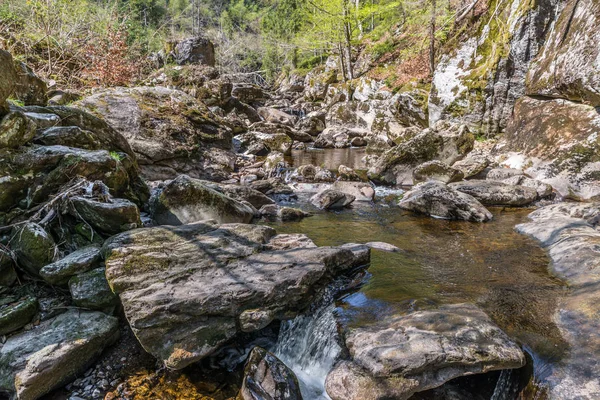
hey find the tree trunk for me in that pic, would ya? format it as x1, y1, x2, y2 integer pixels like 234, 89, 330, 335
429, 0, 437, 75
339, 42, 348, 82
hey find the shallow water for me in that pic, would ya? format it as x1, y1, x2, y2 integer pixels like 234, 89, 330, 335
288, 147, 368, 170
266, 198, 568, 395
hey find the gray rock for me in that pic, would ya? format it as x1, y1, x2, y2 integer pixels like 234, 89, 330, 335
296, 114, 325, 136
501, 175, 553, 199
24, 112, 60, 129
10, 223, 57, 277
174, 37, 215, 66
399, 181, 492, 222
0, 50, 18, 114
311, 189, 356, 210
368, 122, 474, 185
485, 168, 524, 181
0, 111, 36, 148
413, 160, 464, 184
234, 131, 293, 155
39, 245, 101, 285
0, 297, 38, 336
103, 222, 364, 369
239, 347, 303, 400
71, 197, 141, 235
249, 121, 313, 143
365, 242, 401, 252
0, 249, 17, 287
232, 84, 267, 104
278, 207, 310, 221
449, 180, 538, 206
0, 310, 119, 400
13, 61, 47, 106
331, 181, 375, 202
314, 127, 351, 149
69, 268, 119, 312
257, 107, 297, 126
151, 175, 255, 225
452, 155, 491, 178
325, 304, 525, 400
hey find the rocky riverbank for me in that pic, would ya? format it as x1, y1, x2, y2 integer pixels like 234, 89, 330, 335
2, 4, 600, 396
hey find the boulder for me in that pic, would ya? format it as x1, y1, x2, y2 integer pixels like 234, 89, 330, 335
34, 126, 100, 150
452, 155, 491, 178
76, 86, 232, 181
296, 165, 317, 181
368, 122, 474, 185
486, 168, 524, 181
296, 114, 325, 136
39, 245, 102, 285
70, 197, 141, 235
0, 310, 119, 400
239, 347, 303, 400
304, 68, 337, 101
337, 165, 361, 181
500, 175, 553, 199
258, 107, 297, 126
0, 112, 36, 148
399, 181, 493, 222
9, 223, 57, 277
0, 250, 17, 287
325, 304, 525, 400
249, 121, 313, 143
278, 207, 310, 222
232, 84, 267, 104
413, 160, 464, 184
0, 297, 38, 336
365, 242, 401, 252
13, 61, 47, 106
449, 180, 538, 206
151, 175, 255, 225
103, 221, 366, 369
204, 182, 275, 209
314, 127, 351, 149
311, 189, 356, 210
331, 181, 375, 202
0, 50, 17, 114
234, 131, 293, 155
69, 268, 119, 312
174, 37, 216, 66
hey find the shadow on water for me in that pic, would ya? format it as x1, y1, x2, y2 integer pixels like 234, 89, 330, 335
265, 201, 569, 396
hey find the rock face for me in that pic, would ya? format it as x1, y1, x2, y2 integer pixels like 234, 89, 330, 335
526, 0, 600, 105
325, 303, 525, 400
174, 37, 216, 66
449, 180, 538, 206
311, 189, 356, 210
76, 86, 233, 181
0, 310, 119, 400
502, 95, 600, 199
151, 175, 255, 225
368, 123, 474, 185
238, 347, 303, 400
103, 222, 365, 369
516, 203, 600, 399
428, 0, 558, 134
399, 181, 493, 222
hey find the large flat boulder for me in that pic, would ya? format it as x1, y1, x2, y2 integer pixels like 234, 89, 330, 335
103, 222, 367, 370
368, 122, 474, 185
0, 310, 119, 400
449, 180, 538, 206
399, 181, 492, 222
150, 175, 255, 225
325, 303, 525, 400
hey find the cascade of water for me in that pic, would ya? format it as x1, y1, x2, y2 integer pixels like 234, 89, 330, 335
273, 303, 341, 400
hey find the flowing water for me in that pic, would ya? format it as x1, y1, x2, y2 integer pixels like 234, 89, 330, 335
266, 186, 567, 399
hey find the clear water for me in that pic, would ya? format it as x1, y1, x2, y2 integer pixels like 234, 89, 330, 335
266, 198, 567, 398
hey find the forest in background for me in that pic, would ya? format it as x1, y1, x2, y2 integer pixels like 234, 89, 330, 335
0, 0, 472, 89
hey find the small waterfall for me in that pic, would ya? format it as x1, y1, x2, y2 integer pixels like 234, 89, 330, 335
273, 303, 341, 399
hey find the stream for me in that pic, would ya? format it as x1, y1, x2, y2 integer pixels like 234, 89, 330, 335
265, 149, 568, 399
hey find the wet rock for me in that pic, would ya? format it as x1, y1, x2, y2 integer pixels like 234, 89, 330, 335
368, 122, 474, 185
325, 303, 525, 400
0, 111, 36, 148
339, 243, 370, 267
413, 160, 464, 184
69, 268, 119, 312
314, 167, 336, 182
0, 310, 119, 400
103, 222, 364, 369
399, 181, 492, 222
331, 181, 375, 202
279, 207, 310, 221
151, 175, 254, 225
311, 189, 355, 210
0, 250, 17, 287
258, 107, 297, 126
452, 155, 491, 179
0, 297, 38, 336
337, 165, 361, 181
365, 242, 401, 252
516, 203, 600, 399
486, 168, 524, 181
238, 347, 302, 400
174, 37, 215, 66
70, 197, 142, 235
296, 165, 317, 181
209, 182, 275, 209
234, 131, 293, 155
449, 180, 538, 206
39, 245, 102, 285
350, 137, 367, 147
10, 223, 57, 277
266, 234, 317, 250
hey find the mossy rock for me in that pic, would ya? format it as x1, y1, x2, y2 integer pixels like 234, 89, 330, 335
9, 223, 57, 277
0, 112, 36, 149
69, 267, 119, 312
0, 297, 38, 336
